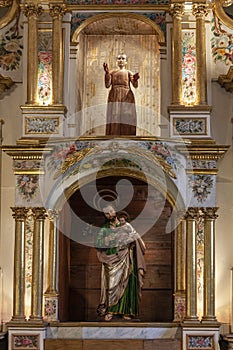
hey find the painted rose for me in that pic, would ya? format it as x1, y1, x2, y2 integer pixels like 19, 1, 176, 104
183, 53, 195, 66
39, 73, 50, 84
22, 338, 33, 346
39, 51, 52, 64
184, 66, 195, 75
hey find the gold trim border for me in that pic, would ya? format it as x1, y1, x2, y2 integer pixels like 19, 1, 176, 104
214, 0, 233, 30
0, 0, 19, 30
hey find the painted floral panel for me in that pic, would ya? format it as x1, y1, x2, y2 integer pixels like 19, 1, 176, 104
211, 11, 233, 65
187, 335, 213, 349
25, 117, 59, 134
187, 160, 216, 170
196, 217, 204, 317
38, 31, 52, 104
13, 334, 39, 349
68, 0, 169, 5
174, 296, 185, 321
174, 118, 206, 135
182, 30, 196, 105
16, 175, 39, 202
25, 211, 34, 288
188, 175, 214, 203
44, 298, 57, 320
0, 13, 23, 71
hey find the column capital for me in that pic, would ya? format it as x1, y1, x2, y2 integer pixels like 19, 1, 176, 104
32, 207, 47, 220
22, 4, 42, 18
170, 3, 184, 19
184, 207, 200, 220
49, 4, 66, 19
192, 4, 209, 18
47, 209, 59, 221
202, 207, 219, 220
11, 207, 29, 220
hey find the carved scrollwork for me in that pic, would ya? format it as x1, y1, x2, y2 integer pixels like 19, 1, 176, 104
0, 74, 14, 97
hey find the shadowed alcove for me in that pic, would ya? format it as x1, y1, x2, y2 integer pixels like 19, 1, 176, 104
58, 175, 174, 322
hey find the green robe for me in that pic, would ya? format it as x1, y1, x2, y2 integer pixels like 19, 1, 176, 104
95, 222, 145, 318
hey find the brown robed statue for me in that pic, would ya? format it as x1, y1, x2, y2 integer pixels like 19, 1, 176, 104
103, 53, 140, 135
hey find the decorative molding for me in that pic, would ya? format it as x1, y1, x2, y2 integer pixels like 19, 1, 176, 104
218, 66, 233, 93
186, 334, 214, 349
0, 74, 14, 96
25, 116, 60, 135
173, 118, 207, 136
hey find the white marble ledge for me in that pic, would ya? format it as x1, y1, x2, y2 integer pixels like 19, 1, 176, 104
46, 324, 179, 340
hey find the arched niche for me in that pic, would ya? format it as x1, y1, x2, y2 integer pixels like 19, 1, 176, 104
46, 156, 185, 321
58, 174, 175, 322
70, 13, 165, 138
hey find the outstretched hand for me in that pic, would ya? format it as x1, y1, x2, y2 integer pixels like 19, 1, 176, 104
103, 62, 109, 74
133, 72, 140, 81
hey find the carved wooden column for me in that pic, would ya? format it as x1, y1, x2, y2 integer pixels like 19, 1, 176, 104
49, 4, 66, 105
44, 210, 59, 321
202, 207, 218, 323
23, 4, 42, 104
29, 208, 47, 322
174, 213, 186, 321
11, 207, 29, 322
170, 3, 184, 105
192, 4, 208, 105
183, 208, 199, 323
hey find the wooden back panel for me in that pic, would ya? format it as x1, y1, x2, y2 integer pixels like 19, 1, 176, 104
59, 176, 174, 322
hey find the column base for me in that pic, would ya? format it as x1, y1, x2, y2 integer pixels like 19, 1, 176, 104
10, 316, 27, 323
201, 316, 218, 324
183, 316, 200, 324
28, 316, 46, 325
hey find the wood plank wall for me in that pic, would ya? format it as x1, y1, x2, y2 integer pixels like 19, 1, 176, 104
59, 176, 174, 322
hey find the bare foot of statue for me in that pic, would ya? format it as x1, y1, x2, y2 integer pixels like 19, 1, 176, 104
105, 313, 113, 321
122, 315, 131, 320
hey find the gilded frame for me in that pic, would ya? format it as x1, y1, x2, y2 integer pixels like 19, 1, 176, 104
0, 0, 19, 30
214, 0, 233, 30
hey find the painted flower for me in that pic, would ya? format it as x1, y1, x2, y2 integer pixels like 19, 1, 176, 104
1, 52, 16, 66
39, 73, 50, 84
183, 53, 195, 66
22, 338, 33, 346
215, 35, 229, 47
184, 66, 195, 75
39, 51, 52, 64
4, 41, 20, 52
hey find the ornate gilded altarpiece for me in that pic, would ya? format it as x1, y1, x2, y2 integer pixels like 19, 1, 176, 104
0, 0, 231, 349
